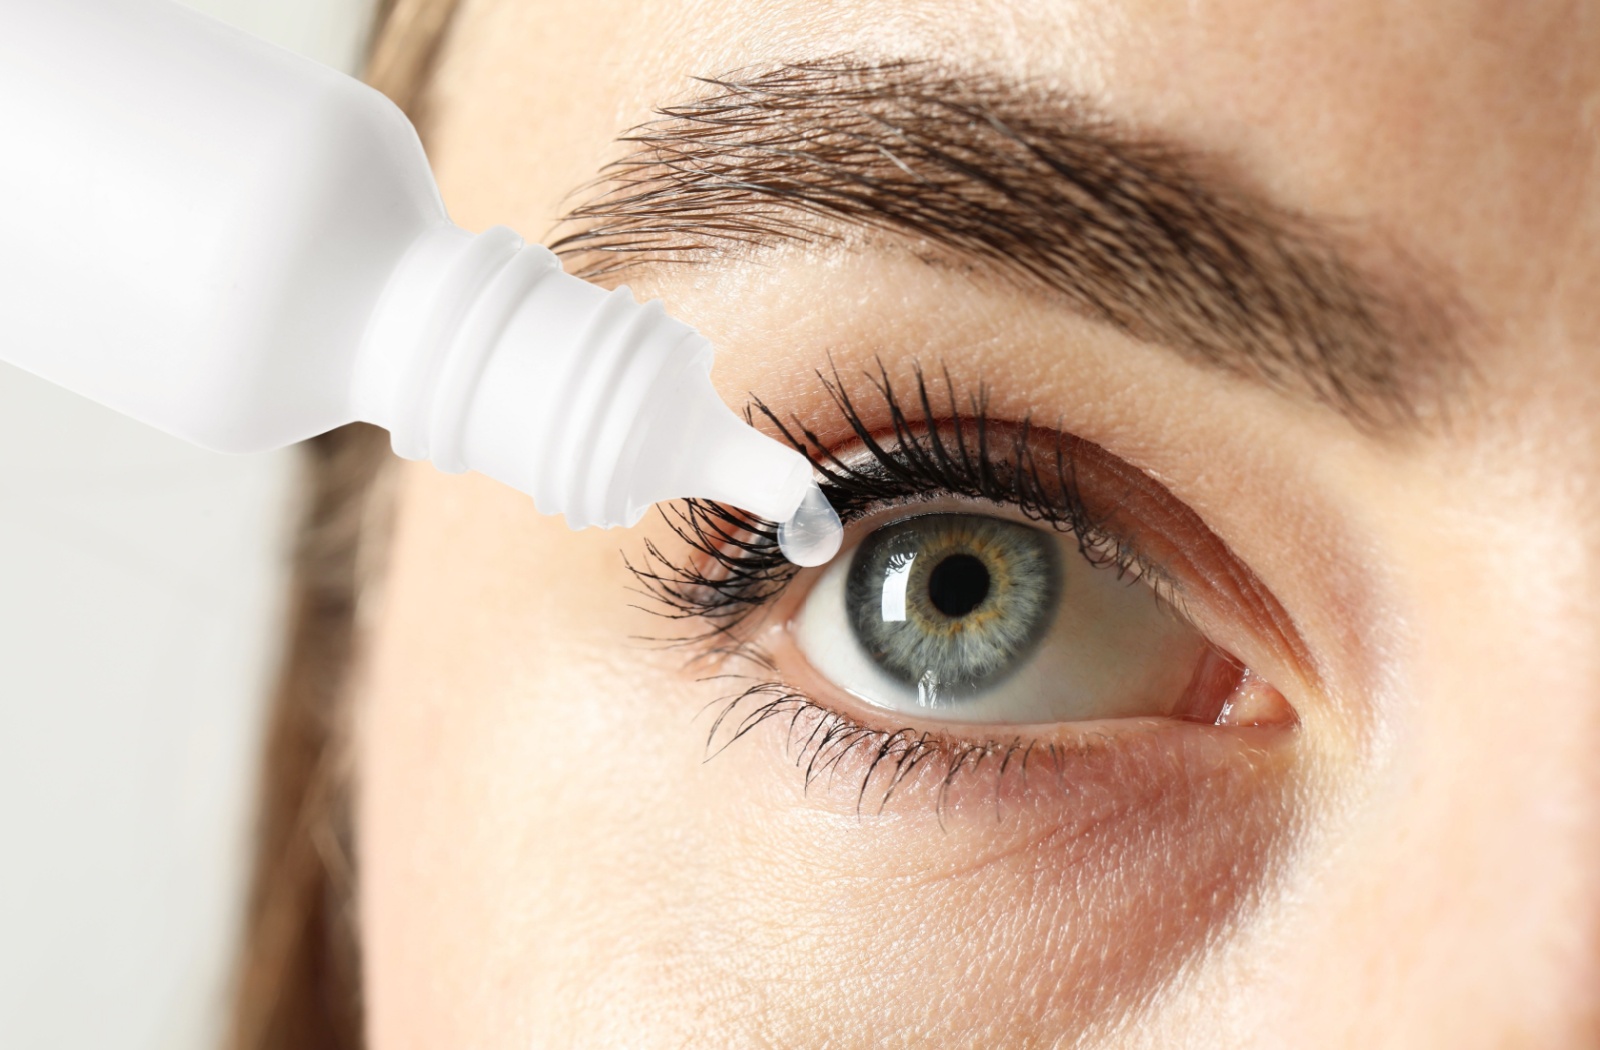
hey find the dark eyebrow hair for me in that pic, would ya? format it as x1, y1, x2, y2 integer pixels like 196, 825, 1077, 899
549, 57, 1460, 430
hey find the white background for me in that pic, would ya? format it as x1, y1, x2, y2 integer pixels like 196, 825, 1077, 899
0, 1, 380, 1047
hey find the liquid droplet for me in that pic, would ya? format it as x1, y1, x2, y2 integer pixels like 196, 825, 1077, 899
777, 481, 843, 567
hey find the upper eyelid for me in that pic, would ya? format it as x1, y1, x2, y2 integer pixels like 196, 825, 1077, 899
638, 368, 1188, 632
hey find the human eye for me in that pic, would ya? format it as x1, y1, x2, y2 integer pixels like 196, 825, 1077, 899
794, 509, 1231, 724
635, 363, 1297, 808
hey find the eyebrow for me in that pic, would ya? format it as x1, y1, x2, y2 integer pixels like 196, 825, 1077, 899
549, 57, 1458, 430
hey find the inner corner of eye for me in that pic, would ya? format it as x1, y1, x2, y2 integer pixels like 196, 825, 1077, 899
784, 509, 1289, 729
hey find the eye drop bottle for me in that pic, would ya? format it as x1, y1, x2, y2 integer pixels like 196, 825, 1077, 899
0, 0, 842, 563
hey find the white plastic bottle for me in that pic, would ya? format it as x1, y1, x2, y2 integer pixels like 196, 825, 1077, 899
0, 0, 842, 563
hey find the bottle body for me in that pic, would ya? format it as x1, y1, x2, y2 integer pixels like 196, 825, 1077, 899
0, 0, 824, 534
0, 0, 442, 452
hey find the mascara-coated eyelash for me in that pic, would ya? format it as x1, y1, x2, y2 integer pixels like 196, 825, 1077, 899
630, 363, 1163, 638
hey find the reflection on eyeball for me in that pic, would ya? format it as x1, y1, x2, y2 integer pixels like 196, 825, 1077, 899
793, 513, 1215, 724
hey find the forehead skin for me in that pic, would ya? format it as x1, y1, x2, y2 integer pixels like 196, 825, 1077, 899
357, 0, 1600, 1047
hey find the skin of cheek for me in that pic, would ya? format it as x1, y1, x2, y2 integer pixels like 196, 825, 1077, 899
1251, 456, 1600, 1047
358, 462, 1305, 1049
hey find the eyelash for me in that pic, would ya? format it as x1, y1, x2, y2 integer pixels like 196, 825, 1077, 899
634, 364, 1165, 627
628, 364, 1193, 814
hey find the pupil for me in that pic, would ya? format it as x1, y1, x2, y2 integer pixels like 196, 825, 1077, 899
926, 553, 990, 617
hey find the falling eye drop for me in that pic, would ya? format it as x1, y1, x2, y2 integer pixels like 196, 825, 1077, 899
0, 0, 839, 564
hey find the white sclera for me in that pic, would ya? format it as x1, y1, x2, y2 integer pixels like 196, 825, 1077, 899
778, 482, 844, 567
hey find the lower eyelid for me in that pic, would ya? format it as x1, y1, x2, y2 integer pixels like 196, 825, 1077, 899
697, 661, 1298, 822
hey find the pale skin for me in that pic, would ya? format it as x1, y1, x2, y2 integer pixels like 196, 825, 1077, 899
357, 0, 1600, 1046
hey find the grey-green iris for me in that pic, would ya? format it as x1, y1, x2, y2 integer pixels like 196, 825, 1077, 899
844, 514, 1062, 706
